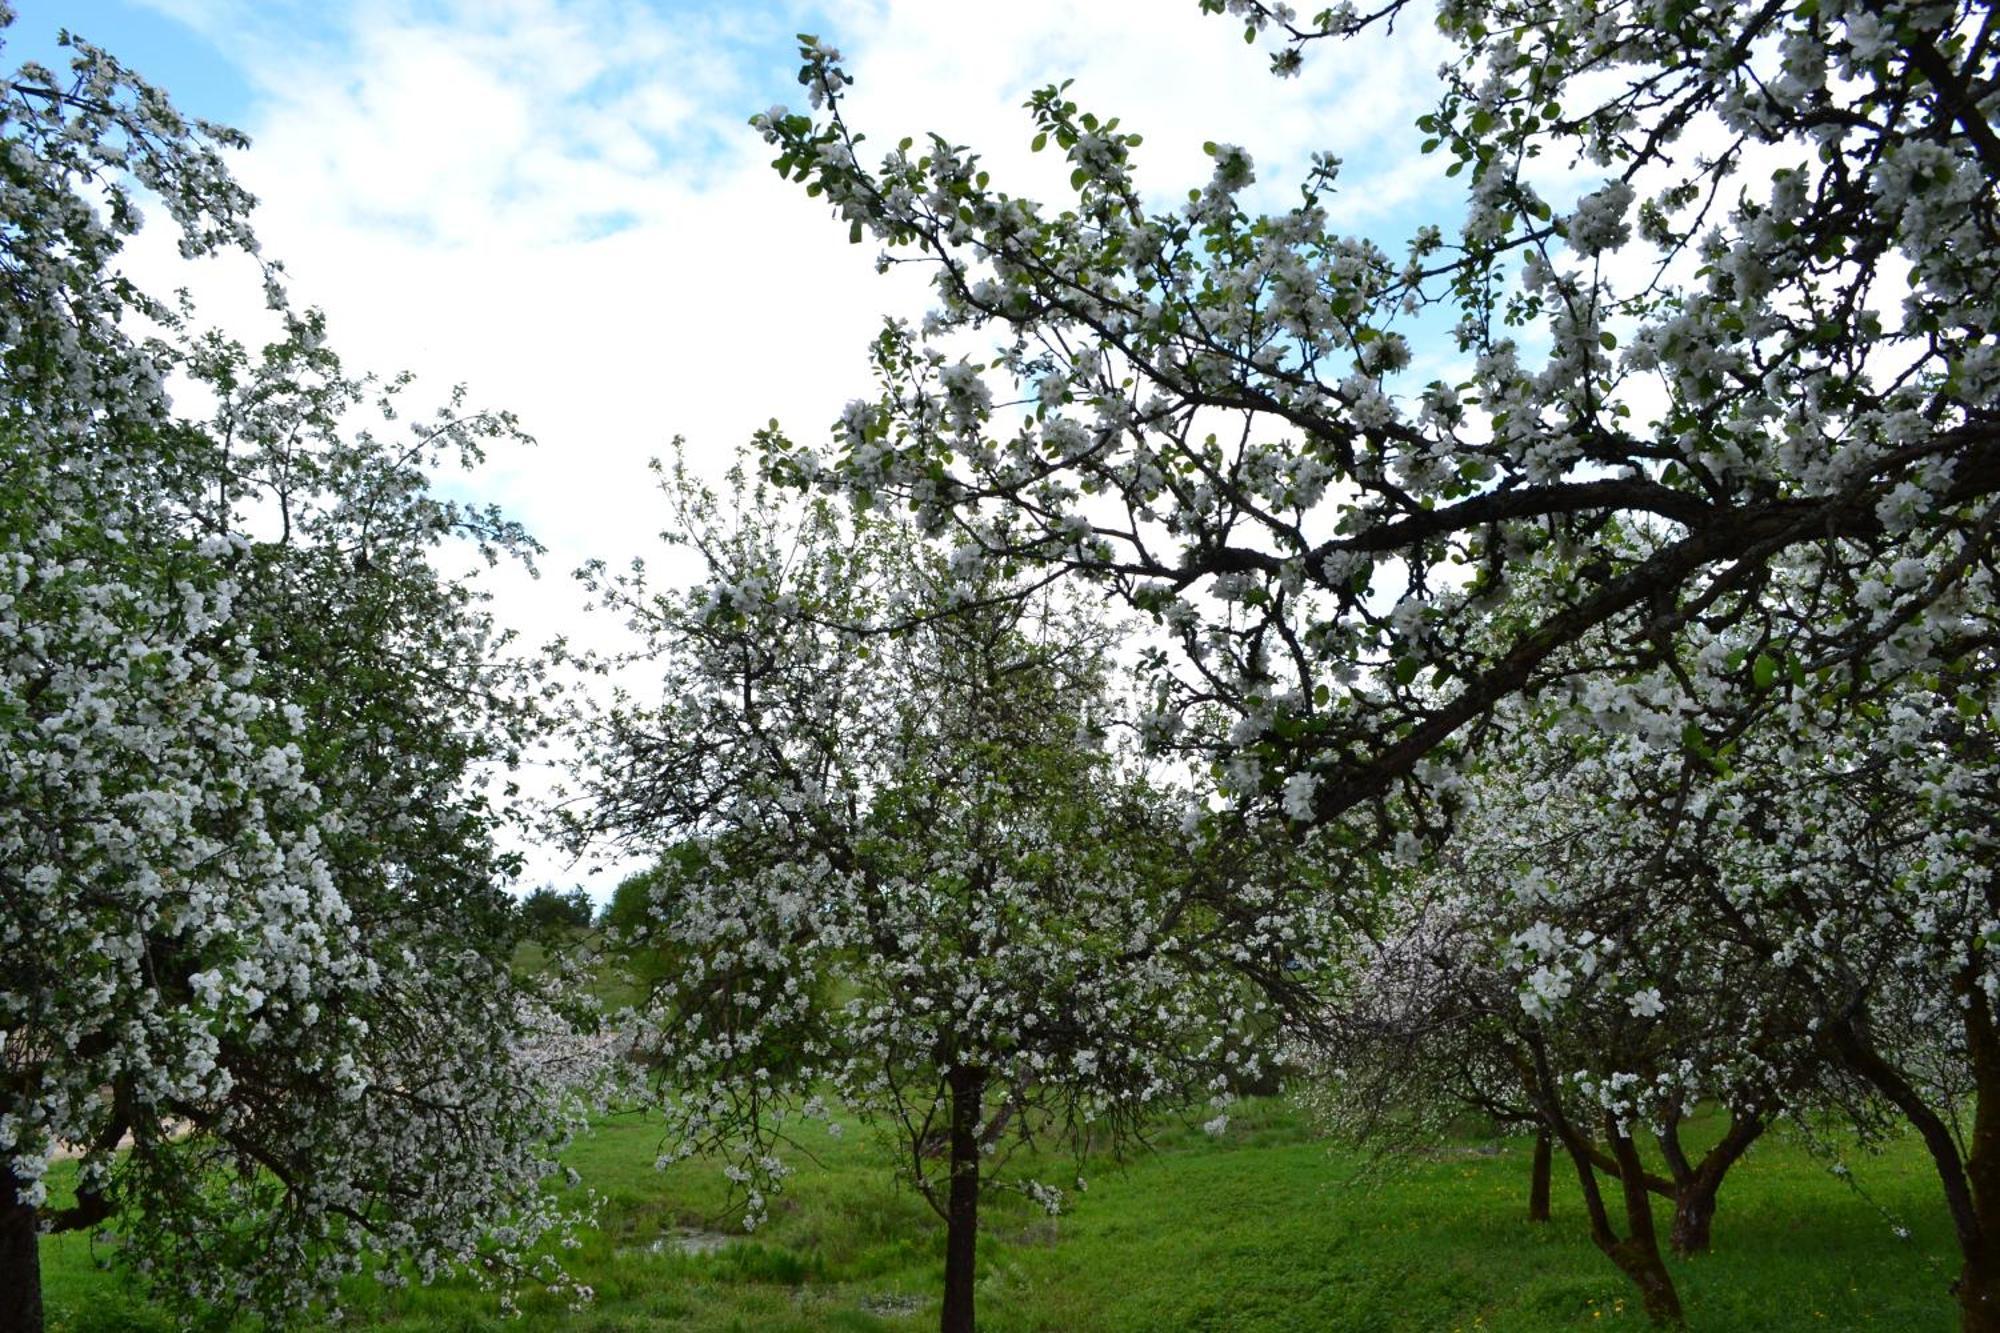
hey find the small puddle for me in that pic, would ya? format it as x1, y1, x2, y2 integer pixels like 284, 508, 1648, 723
1013, 1219, 1061, 1247
621, 1227, 739, 1258
857, 1292, 926, 1317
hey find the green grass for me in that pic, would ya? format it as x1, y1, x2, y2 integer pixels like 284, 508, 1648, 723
41, 1099, 1957, 1331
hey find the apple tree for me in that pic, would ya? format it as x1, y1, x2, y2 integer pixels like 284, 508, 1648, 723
0, 19, 588, 1329
570, 460, 1338, 1333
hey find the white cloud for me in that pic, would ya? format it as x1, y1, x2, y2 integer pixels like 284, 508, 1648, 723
98, 0, 1461, 890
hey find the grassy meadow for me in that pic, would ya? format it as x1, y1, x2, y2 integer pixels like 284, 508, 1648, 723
39, 1096, 1959, 1331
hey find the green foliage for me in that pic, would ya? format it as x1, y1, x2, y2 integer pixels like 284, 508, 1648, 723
519, 885, 596, 936
599, 865, 666, 937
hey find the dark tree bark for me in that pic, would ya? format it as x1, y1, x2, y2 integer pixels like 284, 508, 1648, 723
940, 1066, 985, 1333
1548, 1116, 1684, 1325
1961, 982, 2000, 1333
1, 1160, 44, 1333
1831, 994, 2000, 1333
1669, 1186, 1718, 1258
1602, 1116, 1685, 1326
1524, 1039, 1683, 1326
1529, 1129, 1553, 1223
1656, 1109, 1767, 1257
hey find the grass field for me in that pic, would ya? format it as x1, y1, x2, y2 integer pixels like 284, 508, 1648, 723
39, 1097, 1959, 1331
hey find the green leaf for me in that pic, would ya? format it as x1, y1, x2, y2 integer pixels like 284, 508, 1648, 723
1752, 652, 1778, 690
1031, 132, 1048, 152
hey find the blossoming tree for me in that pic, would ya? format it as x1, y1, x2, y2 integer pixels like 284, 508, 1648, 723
741, 5, 1997, 1323
1308, 710, 1830, 1323
1462, 537, 2000, 1325
758, 0, 1994, 828
571, 461, 1335, 1333
0, 18, 584, 1329
1307, 530, 2000, 1324
1677, 651, 2000, 1331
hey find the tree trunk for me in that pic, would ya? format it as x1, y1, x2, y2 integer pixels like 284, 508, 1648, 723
1961, 1260, 2000, 1333
1832, 1001, 2000, 1333
1607, 1236, 1684, 1326
1960, 979, 2000, 1333
1669, 1183, 1717, 1257
1604, 1119, 1684, 1325
1, 1160, 45, 1333
940, 1067, 984, 1333
1523, 1031, 1683, 1327
1657, 1109, 1765, 1258
1528, 1130, 1553, 1223
1554, 1122, 1684, 1325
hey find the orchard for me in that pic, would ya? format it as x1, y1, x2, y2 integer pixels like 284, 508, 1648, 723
3, 1, 1996, 1330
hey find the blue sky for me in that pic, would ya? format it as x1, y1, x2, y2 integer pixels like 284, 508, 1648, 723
11, 2, 254, 122
5, 0, 1486, 888
1, 0, 1475, 572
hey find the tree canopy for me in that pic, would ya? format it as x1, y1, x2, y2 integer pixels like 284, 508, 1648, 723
755, 0, 1996, 833
0, 16, 586, 1330
744, 2, 2000, 1326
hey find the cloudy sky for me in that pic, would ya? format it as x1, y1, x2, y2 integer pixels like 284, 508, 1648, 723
7, 0, 1461, 887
